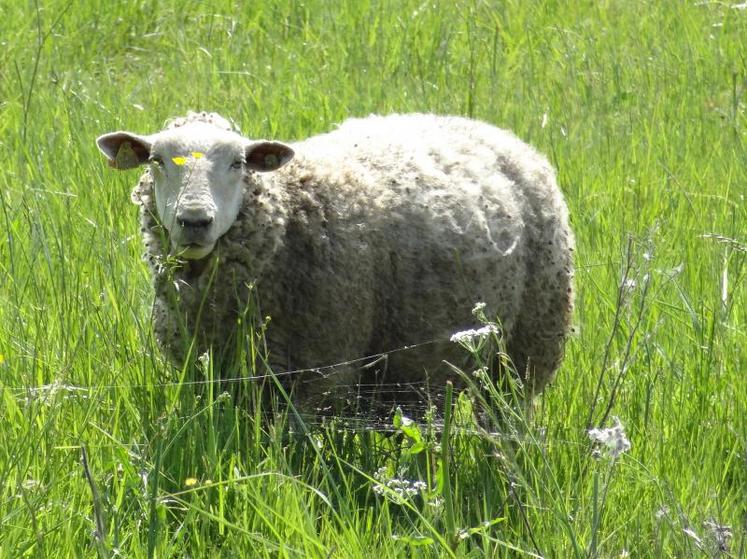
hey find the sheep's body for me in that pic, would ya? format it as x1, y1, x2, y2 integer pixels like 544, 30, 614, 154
123, 113, 574, 405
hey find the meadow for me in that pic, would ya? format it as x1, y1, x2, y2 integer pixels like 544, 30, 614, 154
0, 0, 745, 556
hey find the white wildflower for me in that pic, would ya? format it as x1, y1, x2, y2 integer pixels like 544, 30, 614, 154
588, 417, 631, 459
471, 301, 486, 315
622, 278, 637, 292
139, 469, 149, 494
666, 263, 684, 277
427, 496, 444, 509
703, 519, 732, 552
21, 479, 40, 491
450, 324, 498, 344
23, 381, 90, 406
372, 472, 427, 503
198, 351, 210, 371
471, 367, 491, 388
374, 466, 388, 479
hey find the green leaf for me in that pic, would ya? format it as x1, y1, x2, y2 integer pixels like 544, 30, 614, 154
407, 441, 426, 455
393, 535, 435, 547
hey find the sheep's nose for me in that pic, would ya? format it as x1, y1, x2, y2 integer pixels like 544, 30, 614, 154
176, 205, 215, 230
177, 215, 214, 229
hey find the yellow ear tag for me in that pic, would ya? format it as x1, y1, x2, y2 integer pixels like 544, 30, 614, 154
172, 156, 187, 166
191, 151, 204, 159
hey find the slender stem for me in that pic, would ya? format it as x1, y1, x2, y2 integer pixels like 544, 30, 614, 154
586, 236, 634, 429
441, 381, 457, 549
19, 0, 74, 142
81, 446, 108, 556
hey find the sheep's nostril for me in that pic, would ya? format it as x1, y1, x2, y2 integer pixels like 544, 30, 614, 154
177, 216, 214, 229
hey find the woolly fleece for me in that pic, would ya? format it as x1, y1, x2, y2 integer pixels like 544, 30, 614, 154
128, 112, 575, 404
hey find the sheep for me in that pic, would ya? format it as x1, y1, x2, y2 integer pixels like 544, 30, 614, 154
96, 111, 574, 411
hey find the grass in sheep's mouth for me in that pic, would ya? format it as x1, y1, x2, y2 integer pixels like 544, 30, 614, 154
177, 242, 209, 251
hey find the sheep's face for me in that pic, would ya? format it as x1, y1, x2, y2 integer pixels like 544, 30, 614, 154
97, 120, 294, 260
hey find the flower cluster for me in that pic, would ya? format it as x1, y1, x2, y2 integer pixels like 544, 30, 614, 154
703, 519, 733, 553
471, 301, 486, 315
372, 467, 427, 503
588, 417, 631, 459
449, 324, 499, 344
198, 351, 210, 372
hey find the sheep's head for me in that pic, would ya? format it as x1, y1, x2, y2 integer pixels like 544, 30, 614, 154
96, 115, 294, 260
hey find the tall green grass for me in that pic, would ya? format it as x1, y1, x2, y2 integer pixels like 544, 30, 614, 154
1, 0, 745, 556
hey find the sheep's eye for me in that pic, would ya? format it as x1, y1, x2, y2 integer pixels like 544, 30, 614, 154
149, 156, 164, 167
230, 159, 244, 170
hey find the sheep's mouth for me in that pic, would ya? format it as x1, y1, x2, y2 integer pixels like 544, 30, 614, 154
176, 242, 215, 260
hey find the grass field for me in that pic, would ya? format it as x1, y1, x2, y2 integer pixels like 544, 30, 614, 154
1, 0, 745, 556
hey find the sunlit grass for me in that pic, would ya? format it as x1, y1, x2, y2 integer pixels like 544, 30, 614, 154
0, 0, 745, 556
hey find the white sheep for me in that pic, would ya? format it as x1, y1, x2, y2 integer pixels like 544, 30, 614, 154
96, 111, 574, 408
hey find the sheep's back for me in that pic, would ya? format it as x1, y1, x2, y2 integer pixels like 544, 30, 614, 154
278, 114, 572, 389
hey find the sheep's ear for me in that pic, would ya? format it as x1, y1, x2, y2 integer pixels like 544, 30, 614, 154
245, 141, 294, 172
96, 132, 152, 170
